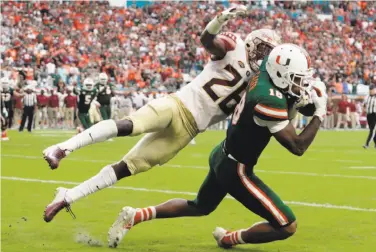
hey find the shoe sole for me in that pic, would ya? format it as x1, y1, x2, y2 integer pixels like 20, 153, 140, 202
43, 155, 58, 169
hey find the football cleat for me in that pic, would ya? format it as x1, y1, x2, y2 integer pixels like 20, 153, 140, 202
43, 145, 67, 169
43, 187, 75, 222
212, 227, 233, 249
108, 206, 137, 248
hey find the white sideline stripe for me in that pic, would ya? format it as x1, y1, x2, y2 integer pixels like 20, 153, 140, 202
309, 149, 370, 154
348, 166, 376, 170
2, 176, 376, 213
2, 154, 376, 180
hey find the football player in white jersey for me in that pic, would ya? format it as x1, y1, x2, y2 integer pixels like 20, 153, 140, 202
42, 5, 281, 222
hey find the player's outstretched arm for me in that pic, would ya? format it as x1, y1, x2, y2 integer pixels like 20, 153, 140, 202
273, 117, 322, 156
274, 85, 327, 156
200, 5, 247, 59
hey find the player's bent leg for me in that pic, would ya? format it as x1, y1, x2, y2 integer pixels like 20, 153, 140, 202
43, 97, 177, 169
108, 199, 202, 248
119, 96, 175, 136
217, 164, 296, 247
108, 163, 225, 247
43, 162, 128, 222
123, 109, 197, 175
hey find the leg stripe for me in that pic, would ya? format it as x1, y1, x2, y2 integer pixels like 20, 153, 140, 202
232, 232, 238, 244
237, 163, 288, 226
237, 230, 245, 244
142, 208, 148, 221
229, 233, 234, 244
147, 207, 153, 219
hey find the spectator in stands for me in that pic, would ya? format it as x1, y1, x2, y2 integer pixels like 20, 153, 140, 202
0, 1, 375, 131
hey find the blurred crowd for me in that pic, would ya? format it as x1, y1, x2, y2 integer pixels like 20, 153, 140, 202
1, 1, 375, 91
0, 0, 375, 131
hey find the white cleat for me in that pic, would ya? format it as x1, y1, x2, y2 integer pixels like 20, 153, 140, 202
212, 227, 232, 249
108, 206, 137, 248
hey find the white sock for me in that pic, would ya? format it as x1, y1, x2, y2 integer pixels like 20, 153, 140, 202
65, 165, 118, 204
58, 120, 118, 154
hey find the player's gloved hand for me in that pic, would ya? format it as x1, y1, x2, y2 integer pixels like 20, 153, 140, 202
295, 90, 312, 108
206, 5, 247, 34
2, 108, 8, 118
311, 80, 327, 122
217, 5, 247, 24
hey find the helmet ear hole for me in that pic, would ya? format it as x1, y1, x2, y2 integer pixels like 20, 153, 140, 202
277, 71, 282, 78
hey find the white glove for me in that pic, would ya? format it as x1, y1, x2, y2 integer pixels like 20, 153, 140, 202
217, 5, 247, 23
206, 5, 247, 34
311, 81, 327, 122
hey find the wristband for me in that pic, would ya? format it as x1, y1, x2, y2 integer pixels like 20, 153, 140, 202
206, 17, 224, 35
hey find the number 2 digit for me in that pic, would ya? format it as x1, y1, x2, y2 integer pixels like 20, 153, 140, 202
202, 64, 247, 115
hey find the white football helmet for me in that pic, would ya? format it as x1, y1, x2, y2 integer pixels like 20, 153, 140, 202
99, 72, 108, 85
83, 78, 94, 91
245, 29, 281, 72
266, 43, 313, 98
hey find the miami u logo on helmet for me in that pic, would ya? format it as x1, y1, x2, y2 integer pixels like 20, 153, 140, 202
276, 55, 291, 66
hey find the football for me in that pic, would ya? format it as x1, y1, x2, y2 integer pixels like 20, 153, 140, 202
297, 103, 316, 117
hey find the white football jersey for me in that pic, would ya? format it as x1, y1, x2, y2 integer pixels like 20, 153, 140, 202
176, 33, 254, 131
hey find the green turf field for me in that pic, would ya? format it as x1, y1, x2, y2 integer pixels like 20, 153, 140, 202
1, 129, 375, 252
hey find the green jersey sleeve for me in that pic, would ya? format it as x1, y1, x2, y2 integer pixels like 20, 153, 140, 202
254, 93, 288, 121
